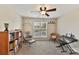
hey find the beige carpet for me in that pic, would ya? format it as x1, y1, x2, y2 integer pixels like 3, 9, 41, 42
16, 40, 69, 55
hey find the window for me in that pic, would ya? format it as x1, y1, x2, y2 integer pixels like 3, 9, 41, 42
33, 21, 47, 38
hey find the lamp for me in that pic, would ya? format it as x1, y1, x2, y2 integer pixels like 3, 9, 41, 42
40, 11, 46, 15
4, 23, 9, 32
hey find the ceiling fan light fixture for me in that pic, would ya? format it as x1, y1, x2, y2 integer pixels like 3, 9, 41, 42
40, 11, 46, 15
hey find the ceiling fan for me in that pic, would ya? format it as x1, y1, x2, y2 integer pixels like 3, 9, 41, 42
39, 6, 56, 17
32, 5, 56, 17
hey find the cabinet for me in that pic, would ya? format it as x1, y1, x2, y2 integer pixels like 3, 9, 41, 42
0, 31, 22, 55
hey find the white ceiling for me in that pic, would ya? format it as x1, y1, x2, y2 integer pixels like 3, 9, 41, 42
13, 4, 79, 18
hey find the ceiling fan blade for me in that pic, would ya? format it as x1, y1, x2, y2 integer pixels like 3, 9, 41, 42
40, 7, 43, 11
45, 13, 49, 17
46, 8, 56, 12
44, 7, 46, 11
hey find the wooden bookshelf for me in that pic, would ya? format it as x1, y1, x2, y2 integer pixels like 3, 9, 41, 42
0, 31, 22, 55
0, 32, 9, 55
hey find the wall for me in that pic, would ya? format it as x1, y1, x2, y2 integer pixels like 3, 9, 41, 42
0, 5, 22, 31
58, 8, 79, 39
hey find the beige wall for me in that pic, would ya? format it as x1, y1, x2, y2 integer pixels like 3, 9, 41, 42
0, 5, 22, 31
22, 17, 33, 34
48, 24, 56, 36
58, 8, 79, 39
